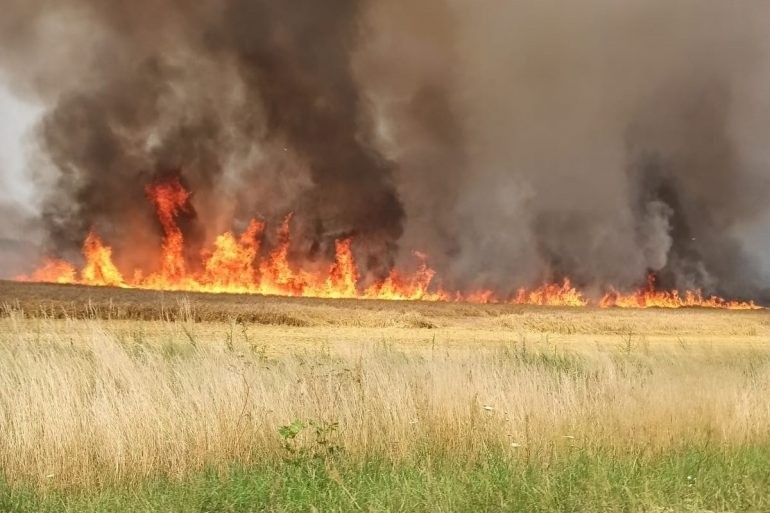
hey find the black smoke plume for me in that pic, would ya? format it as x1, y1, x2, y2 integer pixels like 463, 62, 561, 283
0, 0, 403, 275
1, 0, 770, 300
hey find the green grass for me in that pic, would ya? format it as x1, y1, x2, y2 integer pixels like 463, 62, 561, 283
3, 445, 770, 513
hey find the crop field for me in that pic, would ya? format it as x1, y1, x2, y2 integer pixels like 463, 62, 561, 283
1, 281, 770, 512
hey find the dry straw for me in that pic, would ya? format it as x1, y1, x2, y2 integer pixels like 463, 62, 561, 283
0, 312, 768, 489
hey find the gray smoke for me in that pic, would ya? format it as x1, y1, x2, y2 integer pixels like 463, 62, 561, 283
0, 0, 404, 276
1, 0, 770, 299
361, 0, 770, 299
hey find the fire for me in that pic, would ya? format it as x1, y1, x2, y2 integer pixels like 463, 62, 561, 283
145, 178, 190, 283
364, 252, 450, 302
80, 232, 126, 287
200, 219, 264, 293
599, 274, 760, 310
16, 179, 763, 310
17, 259, 76, 285
325, 239, 359, 298
512, 279, 588, 307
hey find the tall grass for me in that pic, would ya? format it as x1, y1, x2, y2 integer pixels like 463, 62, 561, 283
0, 317, 768, 490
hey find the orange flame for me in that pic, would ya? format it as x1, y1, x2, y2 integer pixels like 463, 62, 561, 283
599, 273, 759, 310
364, 252, 450, 301
512, 279, 588, 307
145, 178, 190, 283
325, 239, 359, 298
17, 259, 77, 285
80, 231, 126, 287
16, 179, 763, 310
200, 219, 264, 293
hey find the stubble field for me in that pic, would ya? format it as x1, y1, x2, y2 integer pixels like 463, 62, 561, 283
1, 280, 769, 512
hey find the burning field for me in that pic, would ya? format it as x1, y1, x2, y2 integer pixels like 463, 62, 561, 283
13, 176, 763, 310
2, 0, 770, 511
2, 1, 770, 311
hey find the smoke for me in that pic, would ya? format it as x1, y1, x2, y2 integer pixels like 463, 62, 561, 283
441, 1, 770, 299
375, 0, 770, 299
0, 0, 404, 275
1, 0, 770, 298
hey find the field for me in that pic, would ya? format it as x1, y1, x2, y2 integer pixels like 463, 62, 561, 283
1, 281, 770, 512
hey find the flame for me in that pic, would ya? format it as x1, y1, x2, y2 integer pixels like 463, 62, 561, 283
17, 259, 77, 285
145, 178, 190, 283
364, 252, 450, 301
80, 231, 126, 287
599, 273, 760, 310
325, 239, 359, 298
512, 279, 588, 307
16, 179, 763, 310
200, 219, 264, 293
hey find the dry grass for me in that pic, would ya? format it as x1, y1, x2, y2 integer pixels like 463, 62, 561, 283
1, 294, 769, 490
2, 281, 770, 495
3, 280, 769, 341
0, 280, 501, 323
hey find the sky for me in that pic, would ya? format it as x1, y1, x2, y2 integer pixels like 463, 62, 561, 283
0, 81, 42, 276
0, 82, 40, 216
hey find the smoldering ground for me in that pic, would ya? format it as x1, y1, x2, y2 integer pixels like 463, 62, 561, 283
1, 0, 769, 300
